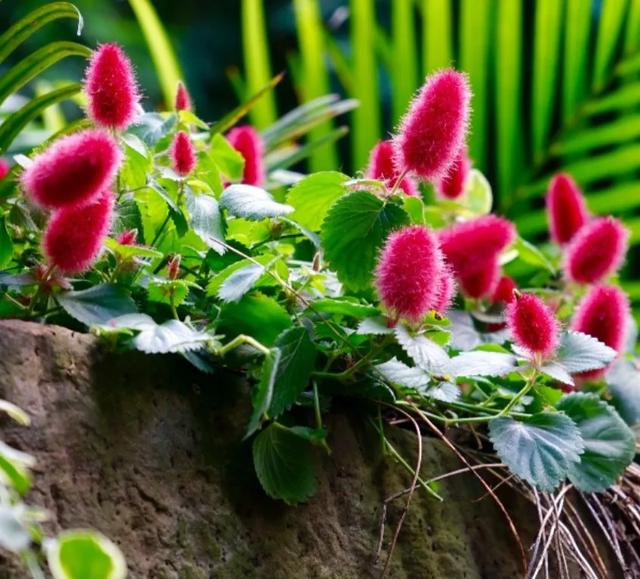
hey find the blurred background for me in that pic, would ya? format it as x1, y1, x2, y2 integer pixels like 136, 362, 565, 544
1, 0, 640, 291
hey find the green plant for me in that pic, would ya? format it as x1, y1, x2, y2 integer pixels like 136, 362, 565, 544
1, 3, 640, 576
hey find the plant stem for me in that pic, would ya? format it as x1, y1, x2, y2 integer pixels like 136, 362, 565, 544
498, 371, 538, 417
214, 334, 271, 357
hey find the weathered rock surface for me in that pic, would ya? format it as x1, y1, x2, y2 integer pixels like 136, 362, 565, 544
0, 320, 613, 578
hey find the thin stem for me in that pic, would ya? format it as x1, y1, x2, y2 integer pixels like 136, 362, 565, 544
498, 370, 538, 417
312, 381, 322, 431
213, 334, 271, 357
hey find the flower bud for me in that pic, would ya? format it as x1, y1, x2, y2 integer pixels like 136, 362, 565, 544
506, 293, 559, 358
170, 131, 196, 177
175, 81, 191, 112
0, 158, 9, 180
116, 229, 138, 246
227, 126, 265, 186
167, 254, 181, 280
492, 275, 517, 305
432, 266, 456, 314
365, 140, 417, 196
546, 173, 588, 245
436, 147, 470, 200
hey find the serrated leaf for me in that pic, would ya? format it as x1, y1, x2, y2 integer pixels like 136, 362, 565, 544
376, 357, 430, 390
394, 324, 450, 374
268, 326, 317, 418
252, 423, 316, 505
540, 362, 574, 386
427, 381, 460, 403
489, 413, 584, 491
57, 285, 137, 327
246, 348, 280, 437
447, 351, 519, 377
309, 298, 378, 319
557, 393, 636, 492
128, 112, 176, 147
111, 317, 210, 354
185, 190, 225, 254
218, 263, 265, 303
287, 171, 349, 230
357, 316, 395, 335
556, 331, 617, 374
220, 184, 293, 220
321, 191, 409, 291
607, 359, 640, 426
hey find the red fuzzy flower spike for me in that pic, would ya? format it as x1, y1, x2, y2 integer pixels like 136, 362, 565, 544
375, 225, 444, 324
436, 146, 471, 200
43, 191, 114, 274
565, 216, 628, 285
492, 275, 517, 305
546, 173, 589, 245
85, 43, 139, 130
170, 131, 196, 177
395, 69, 471, 182
572, 286, 629, 378
0, 159, 9, 180
432, 266, 456, 314
227, 126, 265, 186
175, 81, 191, 112
439, 215, 516, 298
366, 141, 418, 196
507, 293, 559, 359
20, 129, 121, 210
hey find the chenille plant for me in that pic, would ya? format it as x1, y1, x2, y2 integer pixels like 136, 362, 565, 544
2, 4, 640, 577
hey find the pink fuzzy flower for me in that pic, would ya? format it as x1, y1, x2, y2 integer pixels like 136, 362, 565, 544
439, 216, 515, 298
564, 216, 628, 284
175, 81, 191, 112
0, 159, 9, 180
116, 229, 138, 246
492, 275, 517, 305
394, 69, 471, 182
572, 285, 629, 379
170, 131, 196, 176
375, 225, 444, 324
546, 173, 588, 245
43, 191, 114, 273
21, 129, 121, 210
366, 140, 418, 196
436, 146, 470, 200
85, 43, 139, 130
227, 126, 265, 186
507, 293, 559, 358
432, 266, 456, 314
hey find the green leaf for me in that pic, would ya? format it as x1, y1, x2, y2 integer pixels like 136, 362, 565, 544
447, 351, 519, 378
252, 423, 316, 504
321, 191, 409, 291
0, 443, 33, 496
0, 42, 91, 109
128, 0, 182, 107
557, 393, 636, 492
489, 413, 584, 491
268, 326, 317, 418
57, 285, 137, 327
127, 112, 176, 147
287, 171, 349, 230
47, 530, 127, 579
592, 0, 629, 91
246, 348, 280, 437
209, 133, 245, 181
357, 316, 395, 335
207, 254, 282, 297
427, 381, 460, 403
0, 215, 12, 268
606, 359, 640, 426
185, 190, 225, 254
513, 236, 555, 274
563, 0, 591, 121
540, 362, 574, 386
461, 169, 493, 215
308, 297, 378, 319
104, 238, 162, 259
219, 293, 292, 346
0, 2, 83, 64
0, 83, 81, 153
421, 0, 452, 73
395, 324, 450, 374
220, 185, 293, 221
555, 331, 617, 374
0, 400, 29, 426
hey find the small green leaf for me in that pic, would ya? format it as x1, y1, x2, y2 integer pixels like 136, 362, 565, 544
308, 297, 378, 319
0, 215, 12, 268
513, 236, 555, 274
607, 359, 640, 426
246, 348, 280, 437
57, 285, 137, 327
0, 400, 30, 426
461, 169, 492, 215
540, 362, 574, 386
218, 263, 265, 303
127, 112, 176, 147
556, 331, 617, 374
395, 324, 450, 374
447, 351, 519, 378
427, 381, 460, 403
269, 326, 317, 418
376, 357, 430, 390
47, 530, 127, 579
252, 423, 316, 504
489, 413, 584, 491
287, 171, 349, 230
220, 184, 293, 220
209, 133, 245, 181
185, 190, 226, 254
321, 191, 409, 291
357, 316, 394, 335
557, 393, 636, 492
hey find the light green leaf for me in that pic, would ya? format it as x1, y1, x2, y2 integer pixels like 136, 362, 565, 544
376, 357, 430, 390
185, 190, 225, 254
287, 171, 349, 230
357, 316, 395, 335
557, 393, 636, 492
47, 530, 127, 579
462, 169, 493, 215
447, 351, 519, 378
321, 191, 409, 291
395, 324, 450, 374
308, 298, 378, 319
246, 348, 280, 437
209, 133, 245, 181
132, 319, 209, 354
489, 413, 584, 491
127, 112, 176, 147
606, 359, 640, 426
556, 331, 617, 374
57, 285, 137, 327
0, 400, 29, 426
220, 184, 293, 221
218, 263, 265, 303
252, 423, 316, 504
513, 236, 555, 274
0, 506, 31, 553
